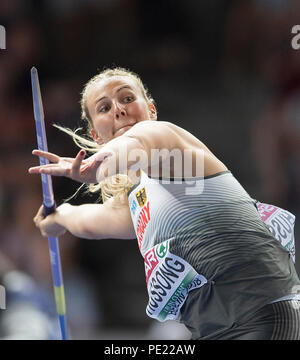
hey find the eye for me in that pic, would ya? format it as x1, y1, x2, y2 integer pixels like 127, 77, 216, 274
98, 104, 110, 113
123, 95, 135, 103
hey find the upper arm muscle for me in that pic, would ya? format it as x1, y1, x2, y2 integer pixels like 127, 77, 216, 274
80, 198, 136, 240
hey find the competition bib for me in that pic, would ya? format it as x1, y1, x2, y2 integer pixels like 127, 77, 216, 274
257, 202, 296, 263
144, 240, 207, 322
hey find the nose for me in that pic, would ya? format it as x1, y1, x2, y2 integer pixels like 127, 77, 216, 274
116, 110, 126, 119
113, 102, 126, 119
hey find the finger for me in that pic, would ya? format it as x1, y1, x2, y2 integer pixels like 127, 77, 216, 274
28, 165, 48, 174
41, 230, 48, 238
71, 150, 86, 174
37, 167, 70, 176
29, 164, 70, 176
32, 150, 60, 163
28, 164, 62, 174
33, 205, 45, 225
61, 157, 78, 163
28, 166, 42, 174
30, 163, 61, 170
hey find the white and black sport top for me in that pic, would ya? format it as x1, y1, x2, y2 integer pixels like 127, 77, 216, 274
127, 170, 299, 338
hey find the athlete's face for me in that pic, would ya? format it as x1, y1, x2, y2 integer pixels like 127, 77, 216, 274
86, 76, 157, 145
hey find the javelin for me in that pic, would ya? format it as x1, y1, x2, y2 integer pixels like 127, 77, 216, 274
30, 67, 68, 340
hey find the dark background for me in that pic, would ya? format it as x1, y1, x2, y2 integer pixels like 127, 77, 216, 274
0, 0, 300, 339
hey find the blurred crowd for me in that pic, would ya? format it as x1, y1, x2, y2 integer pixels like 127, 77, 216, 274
0, 0, 299, 339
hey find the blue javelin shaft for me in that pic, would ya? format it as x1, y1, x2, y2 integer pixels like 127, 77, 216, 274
31, 67, 67, 340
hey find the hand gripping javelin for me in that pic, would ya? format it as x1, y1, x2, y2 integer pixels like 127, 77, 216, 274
30, 67, 67, 340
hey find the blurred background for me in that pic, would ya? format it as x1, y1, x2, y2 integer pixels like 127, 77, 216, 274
0, 0, 300, 340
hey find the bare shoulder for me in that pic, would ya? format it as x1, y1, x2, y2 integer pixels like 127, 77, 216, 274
127, 120, 228, 176
129, 120, 206, 150
132, 120, 186, 132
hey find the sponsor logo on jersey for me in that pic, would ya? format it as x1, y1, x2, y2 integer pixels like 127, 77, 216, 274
156, 242, 168, 258
136, 187, 147, 207
144, 240, 207, 321
130, 199, 138, 216
257, 203, 277, 222
257, 202, 296, 262
136, 201, 150, 248
144, 247, 159, 284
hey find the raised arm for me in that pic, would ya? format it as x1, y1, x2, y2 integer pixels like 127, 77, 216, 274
28, 121, 188, 182
95, 120, 226, 181
29, 120, 227, 183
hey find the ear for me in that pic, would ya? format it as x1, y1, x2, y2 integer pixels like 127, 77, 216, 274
148, 103, 157, 120
90, 129, 104, 145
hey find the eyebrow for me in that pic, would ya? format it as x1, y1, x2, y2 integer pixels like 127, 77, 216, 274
95, 85, 133, 105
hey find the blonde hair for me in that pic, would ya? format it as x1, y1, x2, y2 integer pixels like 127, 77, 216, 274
56, 67, 155, 204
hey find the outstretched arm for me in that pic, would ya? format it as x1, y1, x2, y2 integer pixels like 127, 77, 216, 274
34, 197, 136, 240
28, 121, 179, 183
29, 120, 222, 183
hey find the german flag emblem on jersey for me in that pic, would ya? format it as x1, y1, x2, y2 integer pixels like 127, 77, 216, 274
136, 187, 147, 207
